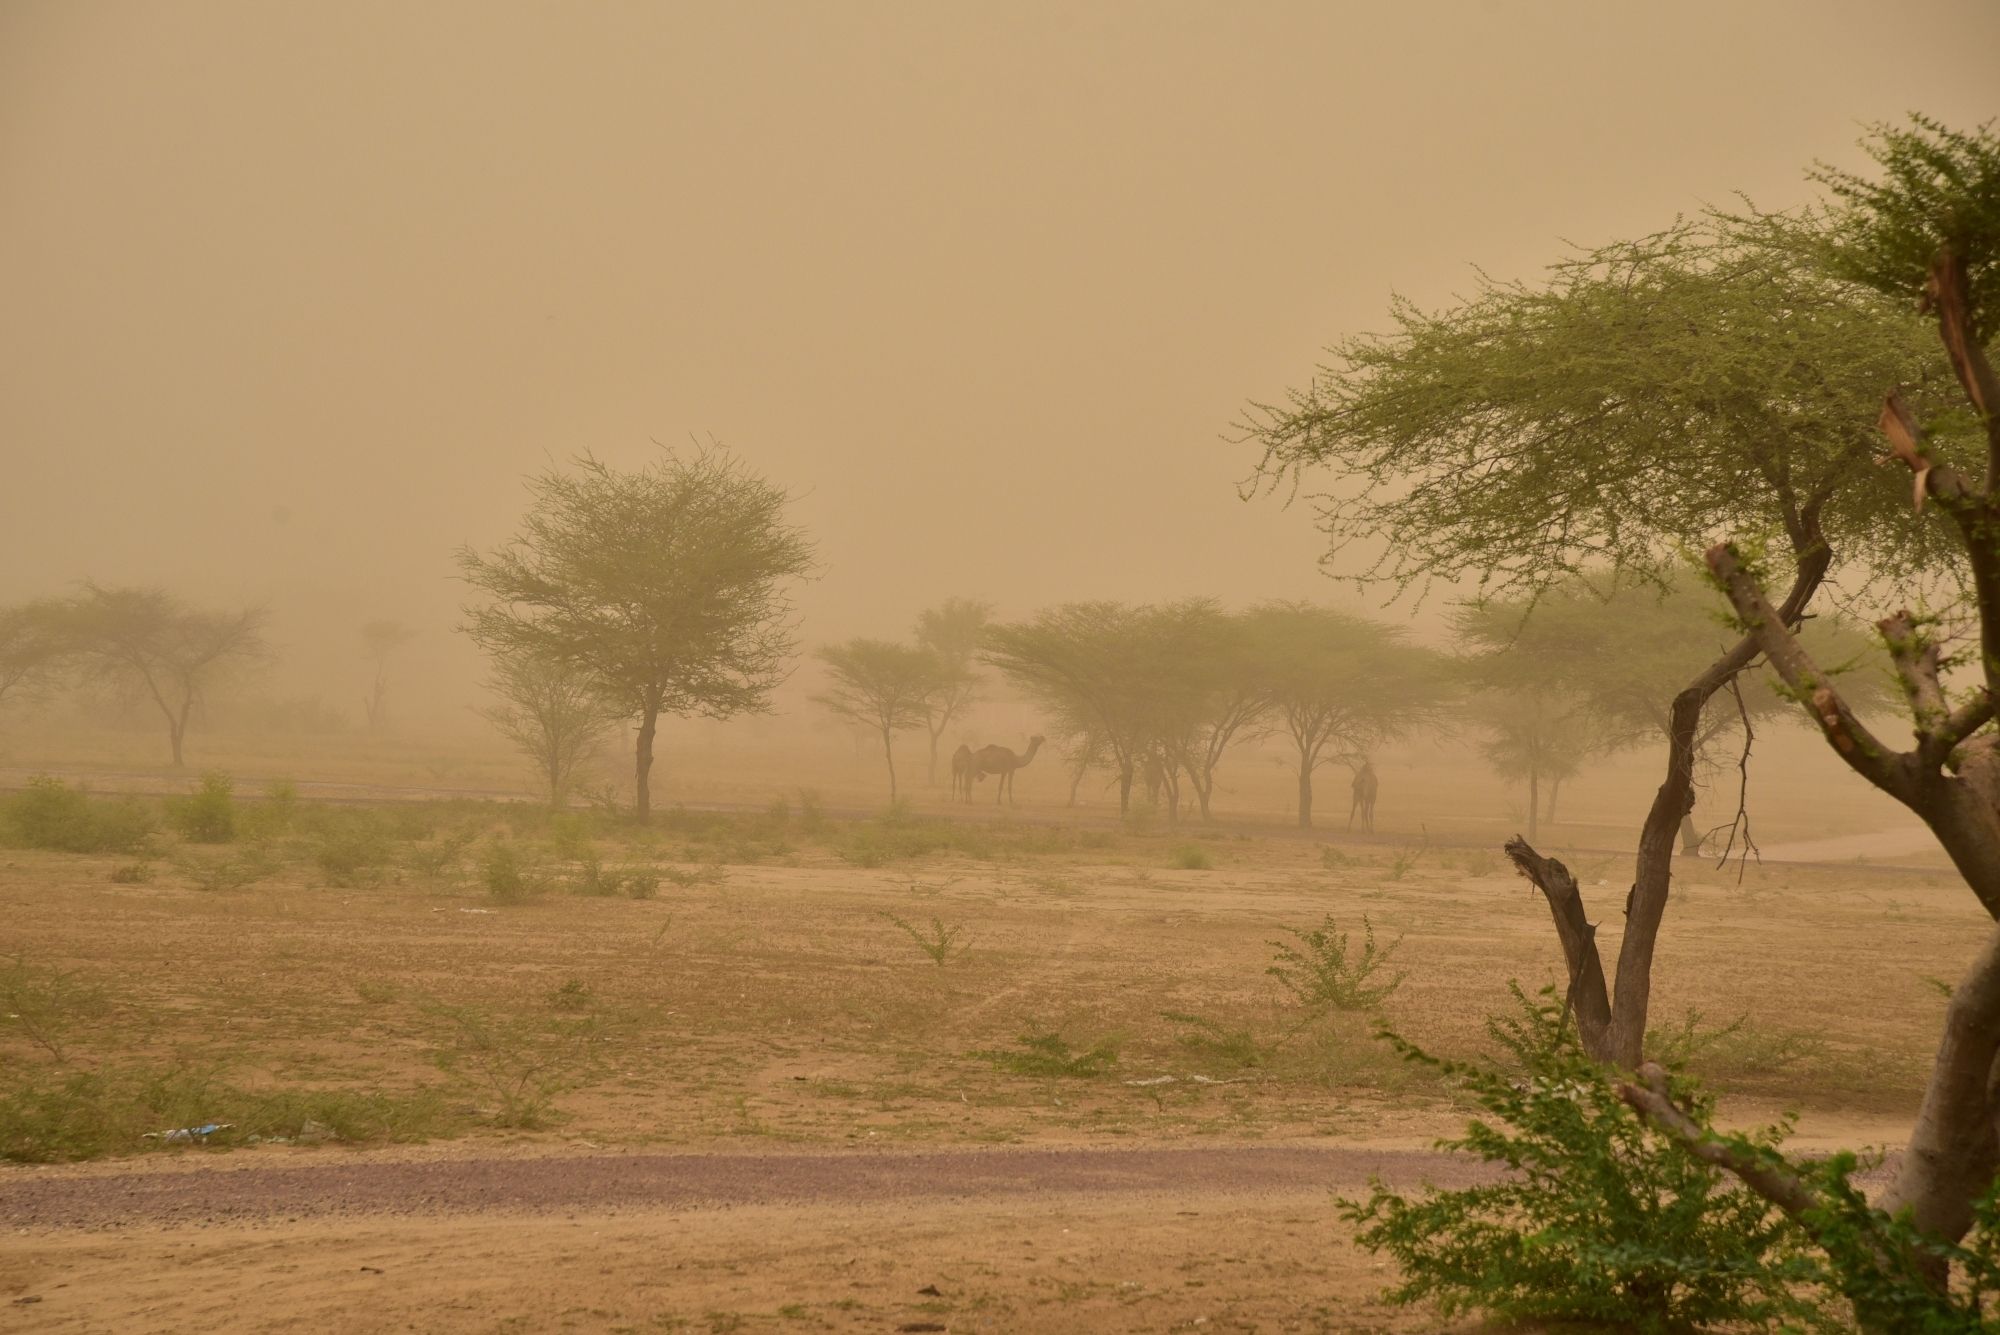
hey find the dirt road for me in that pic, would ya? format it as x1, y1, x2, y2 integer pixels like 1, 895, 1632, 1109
1, 1144, 1495, 1333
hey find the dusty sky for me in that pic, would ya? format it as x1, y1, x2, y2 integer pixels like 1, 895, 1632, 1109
4, 1, 1998, 703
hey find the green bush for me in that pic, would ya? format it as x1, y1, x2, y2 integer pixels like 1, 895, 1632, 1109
168, 771, 236, 844
1340, 986, 1816, 1332
1168, 842, 1213, 870
1267, 914, 1405, 1011
1, 777, 158, 854
303, 809, 397, 886
0, 1063, 454, 1163
975, 1030, 1120, 1078
481, 841, 551, 903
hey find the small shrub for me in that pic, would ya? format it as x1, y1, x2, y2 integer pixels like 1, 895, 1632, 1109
1319, 845, 1354, 869
1161, 1011, 1268, 1071
481, 841, 552, 903
0, 1062, 456, 1163
1168, 842, 1212, 870
1459, 850, 1501, 878
1647, 1008, 1829, 1079
173, 845, 280, 893
401, 829, 476, 886
662, 863, 725, 889
794, 788, 826, 834
169, 771, 236, 844
1340, 986, 1817, 1332
546, 977, 594, 1010
976, 1030, 1119, 1078
1267, 914, 1405, 1011
1, 777, 157, 854
881, 911, 971, 966
423, 999, 603, 1128
108, 862, 152, 884
305, 810, 398, 887
0, 955, 110, 1064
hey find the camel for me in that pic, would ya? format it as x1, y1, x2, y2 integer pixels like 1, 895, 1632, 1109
1349, 758, 1378, 833
949, 744, 975, 801
968, 735, 1044, 806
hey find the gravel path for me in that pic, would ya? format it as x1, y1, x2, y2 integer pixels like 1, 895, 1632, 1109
1, 1145, 1492, 1231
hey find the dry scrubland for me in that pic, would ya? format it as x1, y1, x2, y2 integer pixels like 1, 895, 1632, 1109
0, 726, 1983, 1331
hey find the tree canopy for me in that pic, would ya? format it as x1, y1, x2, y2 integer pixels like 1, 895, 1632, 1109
458, 448, 815, 821
813, 638, 941, 800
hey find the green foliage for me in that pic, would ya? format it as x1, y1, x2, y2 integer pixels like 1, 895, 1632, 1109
570, 850, 659, 899
0, 1063, 454, 1163
172, 844, 280, 893
1341, 986, 1816, 1332
168, 770, 237, 844
813, 638, 943, 799
1789, 1154, 2000, 1332
422, 999, 605, 1129
1806, 116, 2000, 340
480, 841, 552, 903
303, 808, 397, 886
1266, 914, 1404, 1011
1, 776, 157, 854
1238, 220, 1947, 601
976, 1030, 1120, 1079
401, 828, 477, 886
1645, 1008, 1827, 1080
1167, 842, 1212, 870
1161, 1011, 1269, 1072
0, 955, 110, 1064
881, 911, 971, 966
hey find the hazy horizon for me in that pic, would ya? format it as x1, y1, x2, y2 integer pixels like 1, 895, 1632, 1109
6, 1, 1999, 714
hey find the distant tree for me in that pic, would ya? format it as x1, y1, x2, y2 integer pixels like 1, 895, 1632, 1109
477, 648, 620, 806
983, 602, 1162, 816
359, 619, 416, 731
1239, 218, 1945, 1066
457, 447, 815, 823
1455, 570, 1893, 850
812, 638, 939, 800
0, 601, 69, 717
60, 585, 269, 767
913, 598, 990, 785
1153, 605, 1273, 823
1245, 604, 1452, 829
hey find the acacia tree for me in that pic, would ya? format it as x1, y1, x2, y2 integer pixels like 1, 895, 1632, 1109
1246, 604, 1450, 829
458, 448, 815, 823
1453, 571, 1891, 848
1151, 604, 1272, 824
477, 648, 620, 806
1669, 119, 2000, 1313
983, 602, 1175, 816
913, 598, 989, 786
0, 601, 68, 718
62, 585, 268, 767
359, 619, 415, 731
813, 638, 939, 800
1240, 220, 1945, 1066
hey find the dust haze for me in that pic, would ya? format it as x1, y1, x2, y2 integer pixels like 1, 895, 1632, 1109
5, 4, 2000, 1330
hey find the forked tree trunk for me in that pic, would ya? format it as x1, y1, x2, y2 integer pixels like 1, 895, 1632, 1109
882, 725, 898, 801
1510, 548, 1829, 1069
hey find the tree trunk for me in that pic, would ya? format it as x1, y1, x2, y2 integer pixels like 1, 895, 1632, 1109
926, 727, 941, 787
1116, 764, 1133, 815
1513, 547, 1829, 1070
1678, 812, 1704, 856
1546, 774, 1561, 824
634, 707, 658, 824
1527, 765, 1540, 843
1297, 759, 1314, 830
882, 725, 898, 801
